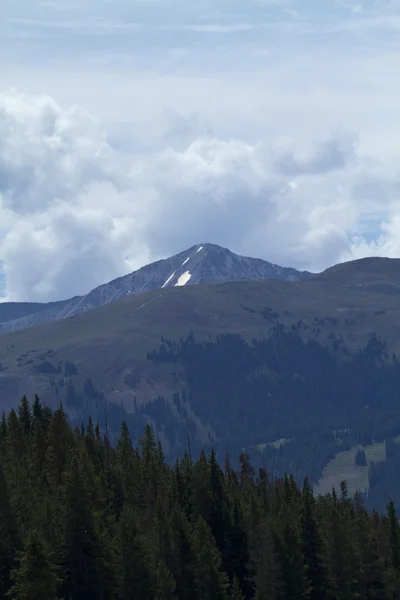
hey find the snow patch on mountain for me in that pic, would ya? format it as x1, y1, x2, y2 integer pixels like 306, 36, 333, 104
175, 271, 192, 286
182, 257, 190, 266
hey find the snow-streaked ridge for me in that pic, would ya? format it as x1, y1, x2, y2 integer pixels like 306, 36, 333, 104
162, 271, 176, 288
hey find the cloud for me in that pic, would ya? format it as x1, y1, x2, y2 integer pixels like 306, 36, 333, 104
0, 90, 149, 301
0, 91, 119, 214
273, 135, 356, 176
0, 88, 398, 302
1, 1, 400, 301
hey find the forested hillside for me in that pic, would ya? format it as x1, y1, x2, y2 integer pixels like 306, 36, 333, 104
146, 328, 400, 510
1, 396, 400, 600
3, 258, 400, 509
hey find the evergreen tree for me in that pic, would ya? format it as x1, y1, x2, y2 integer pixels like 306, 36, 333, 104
116, 422, 142, 511
45, 406, 74, 487
359, 534, 388, 600
0, 413, 7, 443
152, 561, 177, 600
223, 497, 252, 598
208, 449, 227, 553
173, 457, 193, 519
8, 530, 59, 600
388, 499, 400, 573
167, 506, 197, 600
192, 516, 228, 600
300, 478, 330, 600
6, 410, 24, 464
0, 462, 18, 599
326, 497, 360, 600
118, 507, 153, 600
252, 520, 280, 600
32, 395, 43, 425
17, 396, 31, 437
60, 454, 112, 600
140, 423, 158, 468
275, 520, 310, 600
191, 450, 213, 524
355, 448, 367, 467
230, 575, 245, 600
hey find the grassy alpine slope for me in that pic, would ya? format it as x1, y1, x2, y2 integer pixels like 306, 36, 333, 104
1, 256, 400, 408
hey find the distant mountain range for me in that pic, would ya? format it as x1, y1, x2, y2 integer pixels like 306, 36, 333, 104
0, 244, 312, 332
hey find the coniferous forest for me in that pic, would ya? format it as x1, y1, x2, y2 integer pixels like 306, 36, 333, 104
1, 396, 400, 599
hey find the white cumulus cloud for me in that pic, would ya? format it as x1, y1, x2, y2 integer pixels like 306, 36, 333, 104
0, 88, 399, 302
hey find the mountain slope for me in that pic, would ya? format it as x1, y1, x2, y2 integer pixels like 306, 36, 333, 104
0, 244, 312, 332
0, 255, 399, 413
2, 255, 400, 506
0, 299, 73, 325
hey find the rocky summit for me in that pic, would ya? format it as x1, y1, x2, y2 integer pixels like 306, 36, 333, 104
0, 244, 312, 333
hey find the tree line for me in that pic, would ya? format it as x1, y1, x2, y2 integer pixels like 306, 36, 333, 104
1, 395, 400, 599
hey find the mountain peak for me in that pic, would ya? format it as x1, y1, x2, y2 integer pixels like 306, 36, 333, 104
153, 243, 311, 290
0, 244, 311, 333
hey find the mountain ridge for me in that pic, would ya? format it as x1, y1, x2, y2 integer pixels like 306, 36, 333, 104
0, 243, 312, 332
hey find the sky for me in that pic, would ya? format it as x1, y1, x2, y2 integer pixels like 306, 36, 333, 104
1, 0, 400, 302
